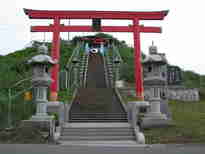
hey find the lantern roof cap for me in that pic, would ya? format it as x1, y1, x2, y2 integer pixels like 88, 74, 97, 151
28, 54, 57, 65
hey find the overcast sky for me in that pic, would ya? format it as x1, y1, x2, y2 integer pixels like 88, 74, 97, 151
0, 0, 205, 75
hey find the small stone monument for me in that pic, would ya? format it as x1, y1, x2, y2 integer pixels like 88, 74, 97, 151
28, 44, 57, 120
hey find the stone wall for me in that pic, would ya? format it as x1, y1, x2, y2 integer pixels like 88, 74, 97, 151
119, 86, 200, 102
167, 86, 199, 102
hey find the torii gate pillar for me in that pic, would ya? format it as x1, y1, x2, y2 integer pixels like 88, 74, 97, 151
50, 17, 60, 96
133, 18, 144, 100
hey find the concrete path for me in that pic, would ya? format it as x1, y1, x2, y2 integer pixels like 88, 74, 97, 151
0, 144, 204, 154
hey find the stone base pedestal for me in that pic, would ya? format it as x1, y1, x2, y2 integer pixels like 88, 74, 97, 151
31, 114, 54, 121
143, 112, 167, 120
141, 97, 170, 128
22, 117, 55, 140
141, 117, 172, 128
47, 101, 65, 126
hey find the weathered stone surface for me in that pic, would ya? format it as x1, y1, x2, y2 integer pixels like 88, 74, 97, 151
22, 119, 55, 139
160, 100, 172, 119
141, 118, 173, 128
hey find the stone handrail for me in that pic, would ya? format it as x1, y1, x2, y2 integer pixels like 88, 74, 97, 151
65, 42, 82, 69
112, 44, 123, 63
83, 53, 89, 87
114, 88, 127, 112
65, 42, 83, 91
102, 52, 110, 88
66, 89, 78, 122
127, 101, 149, 144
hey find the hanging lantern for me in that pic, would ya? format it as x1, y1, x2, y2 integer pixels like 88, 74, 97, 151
24, 91, 32, 101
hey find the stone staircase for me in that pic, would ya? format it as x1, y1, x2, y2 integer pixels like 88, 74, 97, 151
86, 53, 107, 88
69, 87, 127, 122
59, 52, 137, 145
59, 123, 136, 143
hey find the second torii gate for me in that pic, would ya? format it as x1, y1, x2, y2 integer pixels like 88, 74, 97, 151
24, 9, 168, 100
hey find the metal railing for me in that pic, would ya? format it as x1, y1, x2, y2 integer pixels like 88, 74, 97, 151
65, 42, 83, 92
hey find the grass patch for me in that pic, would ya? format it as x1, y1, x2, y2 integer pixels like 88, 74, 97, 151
58, 89, 74, 104
144, 100, 205, 144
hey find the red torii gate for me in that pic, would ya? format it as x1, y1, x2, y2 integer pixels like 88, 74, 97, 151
24, 9, 168, 100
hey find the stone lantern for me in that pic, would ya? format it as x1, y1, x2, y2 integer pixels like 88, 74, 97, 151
28, 44, 57, 120
141, 42, 170, 128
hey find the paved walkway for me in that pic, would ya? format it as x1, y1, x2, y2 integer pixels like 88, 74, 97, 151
0, 144, 204, 154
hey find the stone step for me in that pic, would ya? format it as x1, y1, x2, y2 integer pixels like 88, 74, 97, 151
69, 118, 128, 121
71, 115, 127, 117
62, 127, 133, 132
70, 117, 127, 119
69, 120, 128, 123
70, 118, 127, 121
59, 136, 135, 141
70, 113, 127, 115
70, 116, 127, 118
61, 131, 134, 136
62, 122, 131, 127
59, 140, 140, 146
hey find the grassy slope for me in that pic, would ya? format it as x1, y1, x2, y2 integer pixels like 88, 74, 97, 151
144, 101, 205, 144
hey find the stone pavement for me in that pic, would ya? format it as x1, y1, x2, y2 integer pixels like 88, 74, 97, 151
0, 144, 204, 154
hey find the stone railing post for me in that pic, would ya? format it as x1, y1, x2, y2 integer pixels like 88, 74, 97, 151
127, 101, 149, 144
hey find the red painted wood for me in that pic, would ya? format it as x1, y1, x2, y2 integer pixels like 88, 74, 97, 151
31, 25, 161, 33
24, 9, 168, 20
50, 17, 60, 93
133, 18, 144, 100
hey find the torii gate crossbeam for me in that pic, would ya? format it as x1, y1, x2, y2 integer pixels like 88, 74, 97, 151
24, 9, 168, 100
